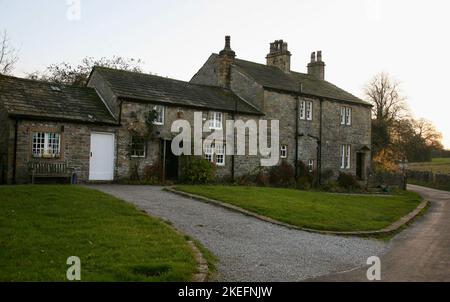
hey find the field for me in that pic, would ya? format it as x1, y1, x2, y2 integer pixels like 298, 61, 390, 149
408, 158, 450, 174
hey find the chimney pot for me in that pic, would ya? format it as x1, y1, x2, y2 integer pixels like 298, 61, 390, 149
307, 51, 325, 80
317, 50, 322, 62
225, 35, 231, 49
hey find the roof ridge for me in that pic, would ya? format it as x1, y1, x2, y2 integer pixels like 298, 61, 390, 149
0, 73, 95, 90
93, 65, 193, 85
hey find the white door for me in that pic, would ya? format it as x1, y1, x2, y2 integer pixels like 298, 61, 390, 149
89, 132, 115, 181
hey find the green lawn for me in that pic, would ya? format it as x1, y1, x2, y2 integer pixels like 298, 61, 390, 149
409, 157, 450, 174
175, 185, 422, 232
0, 185, 199, 281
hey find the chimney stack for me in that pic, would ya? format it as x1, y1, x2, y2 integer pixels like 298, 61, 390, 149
307, 50, 325, 80
218, 35, 236, 88
266, 39, 291, 73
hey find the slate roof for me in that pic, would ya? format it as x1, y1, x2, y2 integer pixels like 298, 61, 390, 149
92, 66, 262, 115
228, 55, 370, 106
0, 75, 117, 124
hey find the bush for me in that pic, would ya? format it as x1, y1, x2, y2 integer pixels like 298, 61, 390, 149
269, 160, 295, 187
321, 169, 334, 184
296, 176, 312, 190
144, 161, 162, 182
180, 156, 216, 184
256, 168, 270, 186
337, 172, 360, 190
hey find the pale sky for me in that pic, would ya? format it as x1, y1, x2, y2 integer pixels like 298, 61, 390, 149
1, 0, 449, 148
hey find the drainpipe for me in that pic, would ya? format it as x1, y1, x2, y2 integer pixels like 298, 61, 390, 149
231, 98, 237, 182
162, 139, 167, 183
295, 83, 302, 179
12, 119, 18, 184
318, 98, 323, 186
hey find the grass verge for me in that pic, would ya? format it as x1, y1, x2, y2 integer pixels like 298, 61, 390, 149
175, 185, 422, 232
0, 185, 200, 281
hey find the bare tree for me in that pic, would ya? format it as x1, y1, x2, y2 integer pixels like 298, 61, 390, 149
364, 72, 408, 123
28, 56, 144, 86
0, 30, 18, 75
412, 118, 443, 150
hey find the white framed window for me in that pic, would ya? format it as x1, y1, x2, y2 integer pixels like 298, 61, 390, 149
32, 132, 61, 158
153, 105, 165, 125
204, 143, 213, 162
341, 144, 351, 169
340, 107, 346, 125
131, 135, 146, 158
308, 159, 314, 172
306, 101, 313, 120
209, 112, 223, 129
215, 143, 225, 166
299, 101, 306, 120
341, 106, 352, 125
345, 107, 352, 125
280, 145, 288, 159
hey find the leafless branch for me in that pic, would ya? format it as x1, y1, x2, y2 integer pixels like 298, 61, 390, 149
0, 30, 19, 75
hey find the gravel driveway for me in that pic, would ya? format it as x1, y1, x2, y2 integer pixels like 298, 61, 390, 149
91, 185, 386, 282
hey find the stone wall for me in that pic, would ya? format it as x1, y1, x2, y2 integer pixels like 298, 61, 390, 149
321, 100, 372, 179
10, 119, 117, 184
119, 101, 262, 181
0, 104, 11, 184
189, 55, 372, 181
190, 54, 220, 86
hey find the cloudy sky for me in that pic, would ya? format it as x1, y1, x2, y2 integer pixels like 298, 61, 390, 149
1, 0, 449, 147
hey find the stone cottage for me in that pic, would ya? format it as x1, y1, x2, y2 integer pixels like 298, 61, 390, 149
191, 37, 372, 182
0, 36, 372, 184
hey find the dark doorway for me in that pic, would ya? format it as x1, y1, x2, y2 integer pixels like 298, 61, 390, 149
356, 152, 365, 180
162, 140, 179, 181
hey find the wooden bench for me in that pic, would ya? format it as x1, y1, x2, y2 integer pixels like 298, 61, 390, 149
28, 161, 74, 184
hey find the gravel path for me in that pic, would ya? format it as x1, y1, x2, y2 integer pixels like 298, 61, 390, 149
91, 185, 386, 282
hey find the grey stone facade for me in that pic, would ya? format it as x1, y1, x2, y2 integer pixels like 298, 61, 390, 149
191, 37, 372, 181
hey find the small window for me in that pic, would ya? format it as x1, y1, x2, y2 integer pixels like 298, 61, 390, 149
299, 101, 306, 120
32, 132, 61, 158
341, 106, 352, 125
341, 144, 351, 169
340, 107, 346, 125
215, 144, 225, 166
209, 112, 223, 129
308, 159, 314, 172
131, 136, 146, 158
153, 105, 165, 125
280, 145, 288, 159
204, 143, 213, 162
306, 101, 313, 120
